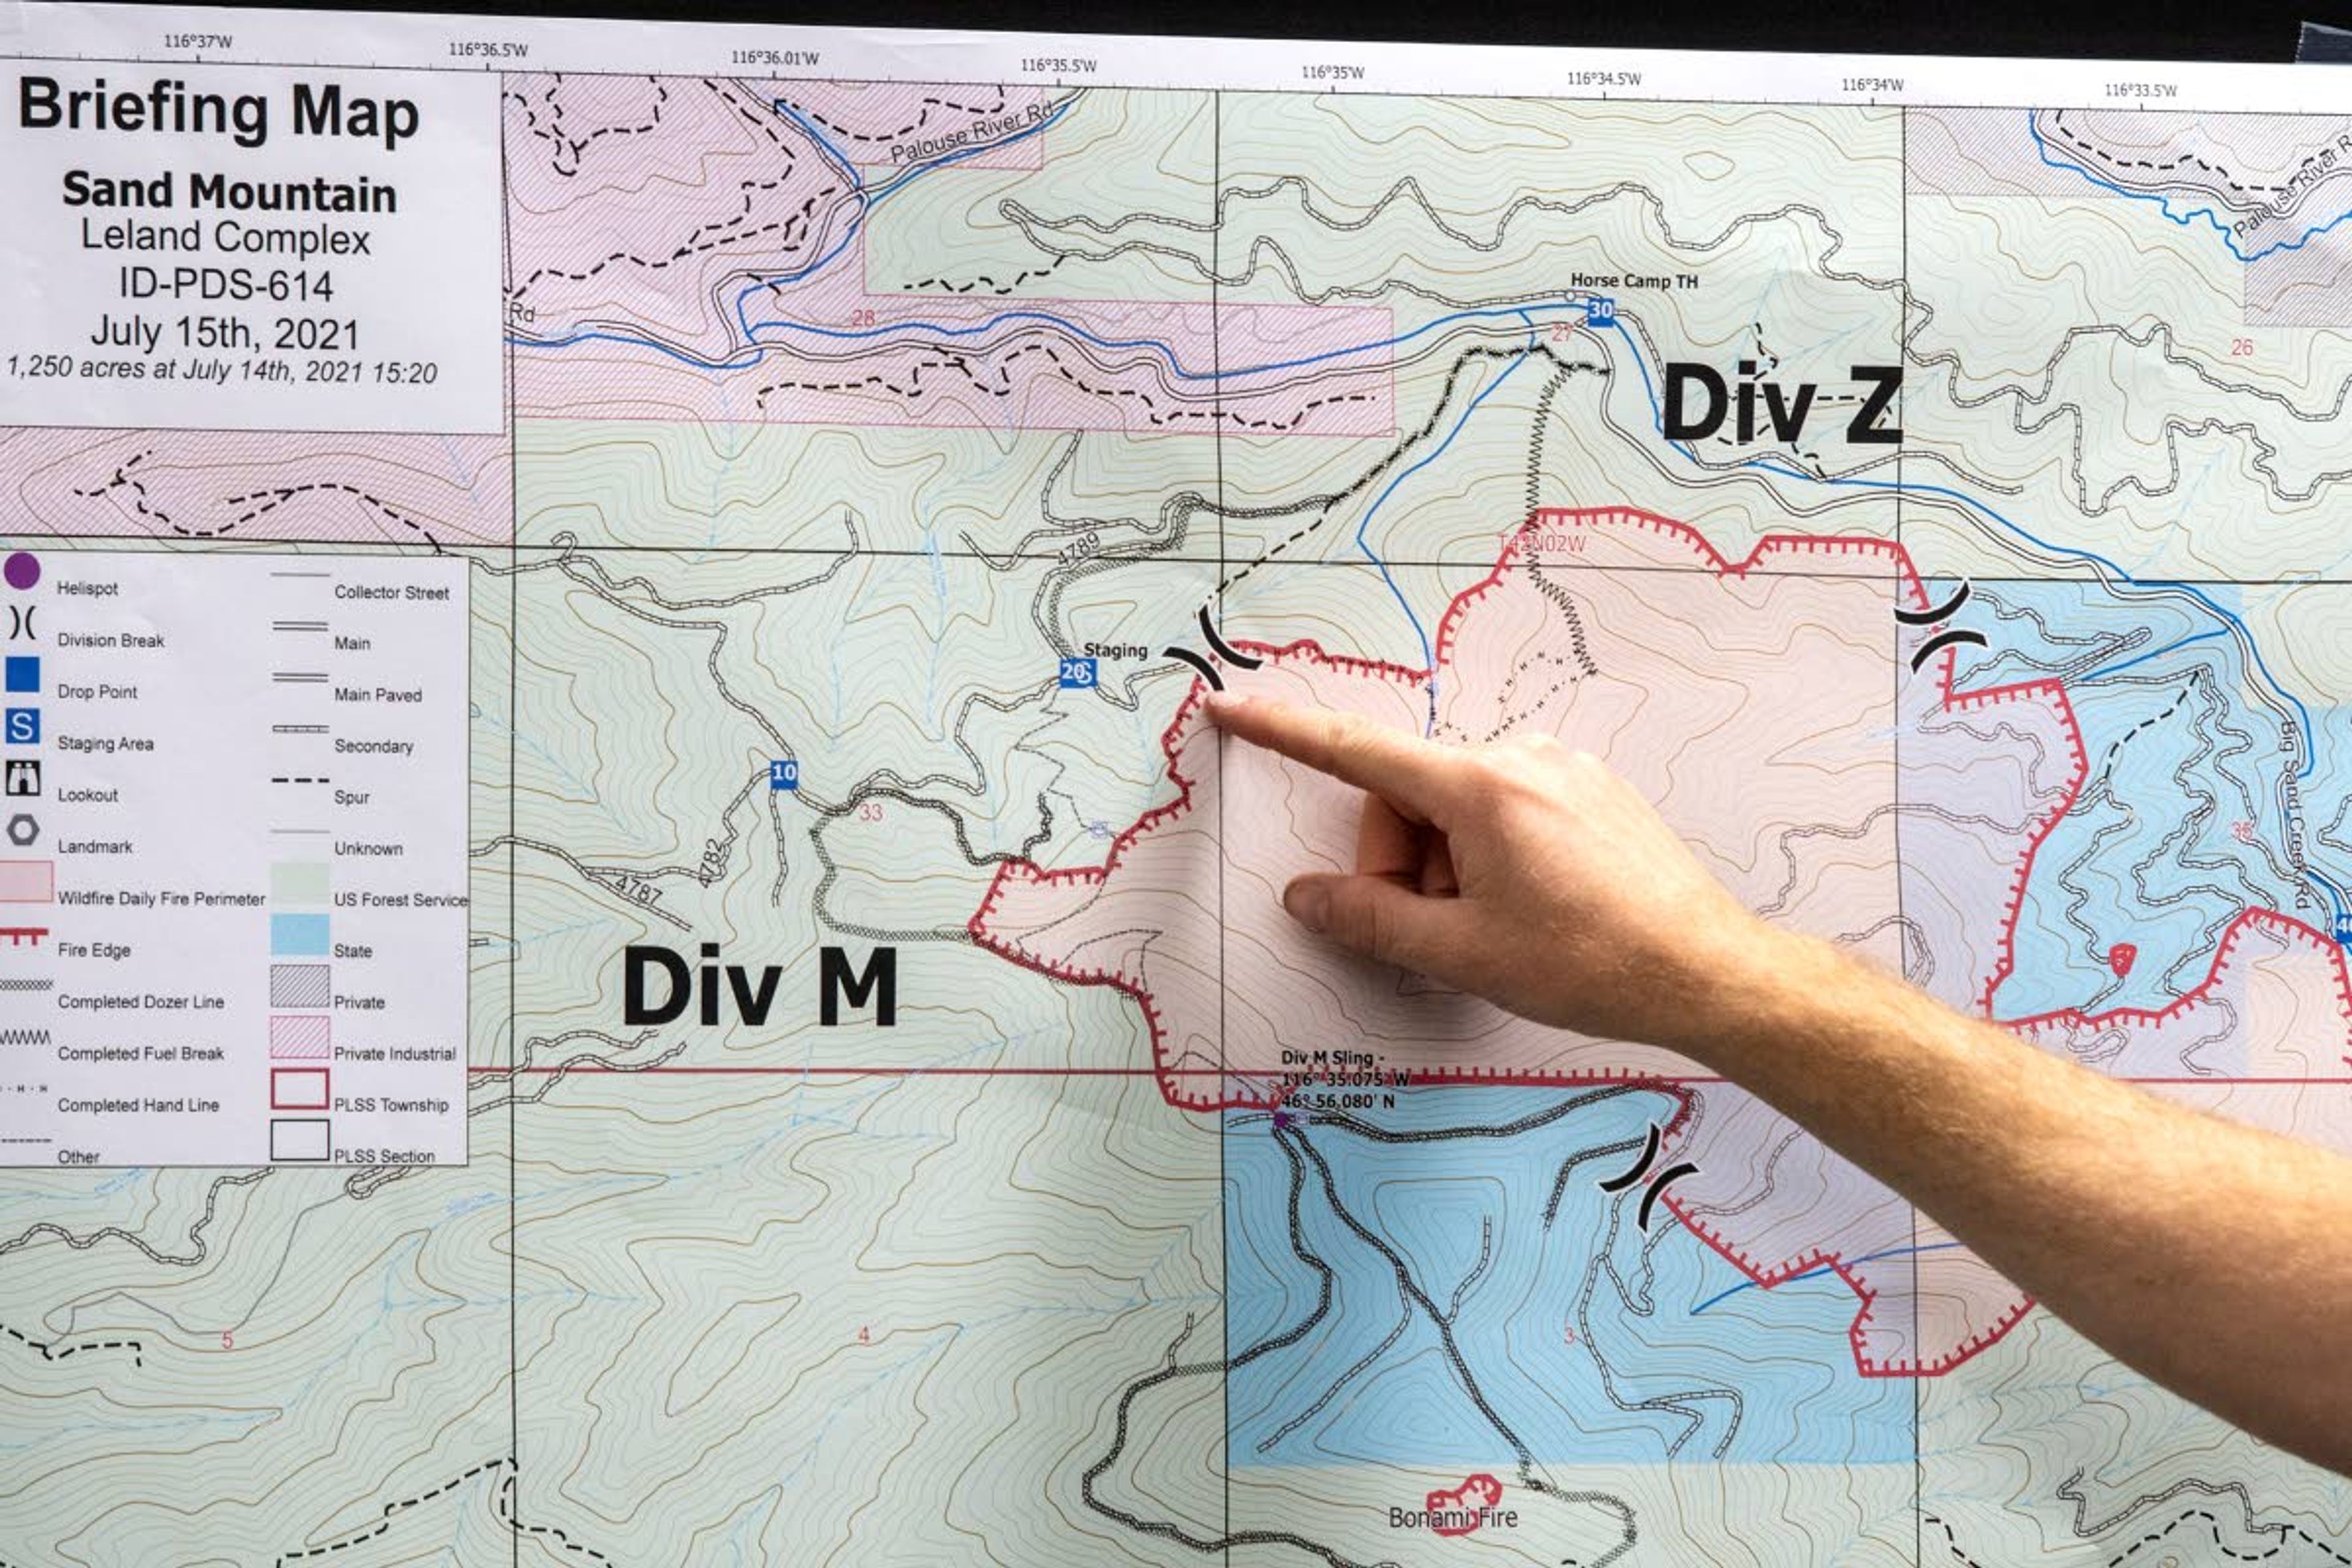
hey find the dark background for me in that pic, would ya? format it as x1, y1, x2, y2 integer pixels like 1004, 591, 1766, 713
194, 0, 2350, 66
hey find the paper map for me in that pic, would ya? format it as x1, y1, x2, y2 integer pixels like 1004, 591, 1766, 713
3, 6, 2352, 1564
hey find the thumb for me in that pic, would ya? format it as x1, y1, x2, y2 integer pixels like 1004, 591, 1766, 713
1283, 873, 1466, 974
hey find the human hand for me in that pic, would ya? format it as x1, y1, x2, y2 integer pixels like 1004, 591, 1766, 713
1203, 690, 1797, 1053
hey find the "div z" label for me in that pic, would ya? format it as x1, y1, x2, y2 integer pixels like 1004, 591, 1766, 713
1662, 362, 1902, 446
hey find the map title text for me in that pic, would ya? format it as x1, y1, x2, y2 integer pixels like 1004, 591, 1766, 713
17, 76, 421, 151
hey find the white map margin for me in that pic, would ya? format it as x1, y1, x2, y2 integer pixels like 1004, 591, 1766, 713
5, 0, 2350, 115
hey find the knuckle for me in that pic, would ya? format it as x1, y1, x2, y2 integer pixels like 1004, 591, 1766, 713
1455, 767, 1516, 826
1478, 750, 1537, 793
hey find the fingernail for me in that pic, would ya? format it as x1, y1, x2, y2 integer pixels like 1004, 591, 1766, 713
1203, 691, 1245, 721
1283, 881, 1330, 933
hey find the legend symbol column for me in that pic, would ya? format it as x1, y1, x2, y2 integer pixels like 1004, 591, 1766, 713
0, 550, 47, 1159
0, 551, 46, 972
266, 570, 336, 1163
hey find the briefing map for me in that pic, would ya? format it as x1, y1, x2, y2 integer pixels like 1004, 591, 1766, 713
4, 6, 2352, 1566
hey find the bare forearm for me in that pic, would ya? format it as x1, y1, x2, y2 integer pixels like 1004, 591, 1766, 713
1692, 931, 2352, 1474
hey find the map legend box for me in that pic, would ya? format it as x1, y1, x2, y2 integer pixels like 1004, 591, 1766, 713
0, 553, 467, 1167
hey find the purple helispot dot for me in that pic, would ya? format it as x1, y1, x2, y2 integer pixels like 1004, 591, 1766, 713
2, 554, 36, 591
1271, 1109, 1291, 1130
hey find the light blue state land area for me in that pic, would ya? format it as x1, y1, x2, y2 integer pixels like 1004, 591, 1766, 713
1932, 578, 2352, 1016
1223, 1085, 1914, 1468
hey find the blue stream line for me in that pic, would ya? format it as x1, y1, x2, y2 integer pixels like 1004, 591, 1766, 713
2027, 113, 2352, 265
509, 102, 2346, 922
1353, 326, 1536, 674
533, 295, 1604, 380
1689, 1240, 1970, 1316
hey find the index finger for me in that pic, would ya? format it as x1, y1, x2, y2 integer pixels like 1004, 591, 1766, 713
1202, 690, 1458, 822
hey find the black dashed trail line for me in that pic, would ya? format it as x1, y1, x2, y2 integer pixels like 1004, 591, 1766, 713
1, 1321, 143, 1370
2097, 679, 2199, 783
